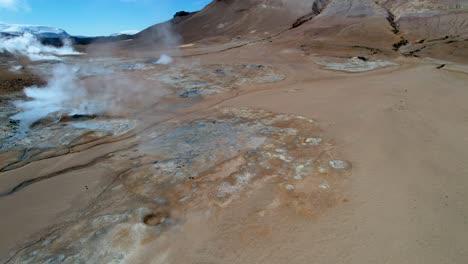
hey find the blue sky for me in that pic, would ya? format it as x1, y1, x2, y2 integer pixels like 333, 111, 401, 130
0, 0, 211, 36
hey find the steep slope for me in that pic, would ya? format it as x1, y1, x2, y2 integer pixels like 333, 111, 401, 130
378, 0, 468, 40
376, 0, 468, 61
269, 0, 468, 60
278, 0, 400, 56
135, 0, 329, 45
132, 0, 401, 56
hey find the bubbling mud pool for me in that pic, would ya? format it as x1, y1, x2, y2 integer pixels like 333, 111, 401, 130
7, 107, 350, 264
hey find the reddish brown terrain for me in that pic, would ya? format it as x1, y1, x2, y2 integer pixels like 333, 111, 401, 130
1, 0, 468, 263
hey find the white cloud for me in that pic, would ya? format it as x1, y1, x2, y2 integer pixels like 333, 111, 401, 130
0, 0, 16, 9
0, 0, 30, 11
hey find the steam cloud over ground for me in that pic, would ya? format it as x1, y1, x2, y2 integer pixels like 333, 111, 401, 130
11, 65, 107, 131
156, 54, 173, 65
0, 33, 81, 61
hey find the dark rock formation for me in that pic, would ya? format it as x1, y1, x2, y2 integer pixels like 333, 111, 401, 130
174, 11, 191, 18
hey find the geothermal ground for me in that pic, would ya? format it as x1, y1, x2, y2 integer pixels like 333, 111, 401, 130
1, 2, 468, 262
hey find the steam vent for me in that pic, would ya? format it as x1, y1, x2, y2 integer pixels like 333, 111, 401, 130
1, 1, 468, 263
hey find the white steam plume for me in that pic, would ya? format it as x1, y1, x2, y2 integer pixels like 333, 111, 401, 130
11, 64, 106, 131
155, 54, 173, 65
0, 33, 81, 61
11, 63, 169, 133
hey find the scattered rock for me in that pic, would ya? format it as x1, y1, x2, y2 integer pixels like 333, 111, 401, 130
305, 137, 322, 145
329, 160, 350, 170
294, 164, 305, 180
179, 194, 192, 203
173, 11, 192, 18
179, 89, 205, 98
318, 167, 328, 174
152, 197, 168, 205
393, 37, 409, 51
319, 182, 330, 190
46, 255, 65, 264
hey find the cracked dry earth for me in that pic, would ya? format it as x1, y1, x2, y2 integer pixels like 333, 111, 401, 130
0, 60, 350, 264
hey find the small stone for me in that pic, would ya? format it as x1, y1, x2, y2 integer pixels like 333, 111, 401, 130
47, 255, 65, 264
285, 184, 295, 190
294, 164, 305, 180
179, 194, 192, 203
153, 197, 168, 205
318, 167, 327, 174
305, 137, 322, 145
112, 184, 123, 191
319, 182, 330, 189
275, 148, 287, 153
329, 160, 350, 170
278, 154, 292, 163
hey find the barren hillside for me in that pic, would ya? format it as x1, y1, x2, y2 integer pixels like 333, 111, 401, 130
131, 0, 468, 61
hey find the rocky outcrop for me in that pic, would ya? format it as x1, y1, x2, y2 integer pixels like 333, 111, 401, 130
173, 11, 192, 18
291, 0, 329, 28
377, 0, 468, 41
